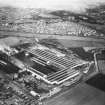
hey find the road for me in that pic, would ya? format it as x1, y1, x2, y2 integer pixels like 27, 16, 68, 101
0, 30, 105, 47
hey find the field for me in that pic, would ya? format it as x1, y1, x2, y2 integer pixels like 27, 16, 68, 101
0, 30, 105, 48
45, 83, 105, 105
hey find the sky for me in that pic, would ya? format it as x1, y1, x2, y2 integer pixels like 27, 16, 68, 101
0, 0, 105, 12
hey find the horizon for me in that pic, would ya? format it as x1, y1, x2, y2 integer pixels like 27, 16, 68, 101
0, 0, 105, 13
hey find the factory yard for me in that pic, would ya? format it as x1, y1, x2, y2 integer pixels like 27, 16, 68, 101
0, 30, 105, 105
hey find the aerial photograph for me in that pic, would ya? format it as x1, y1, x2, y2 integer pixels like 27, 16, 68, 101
0, 0, 105, 105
